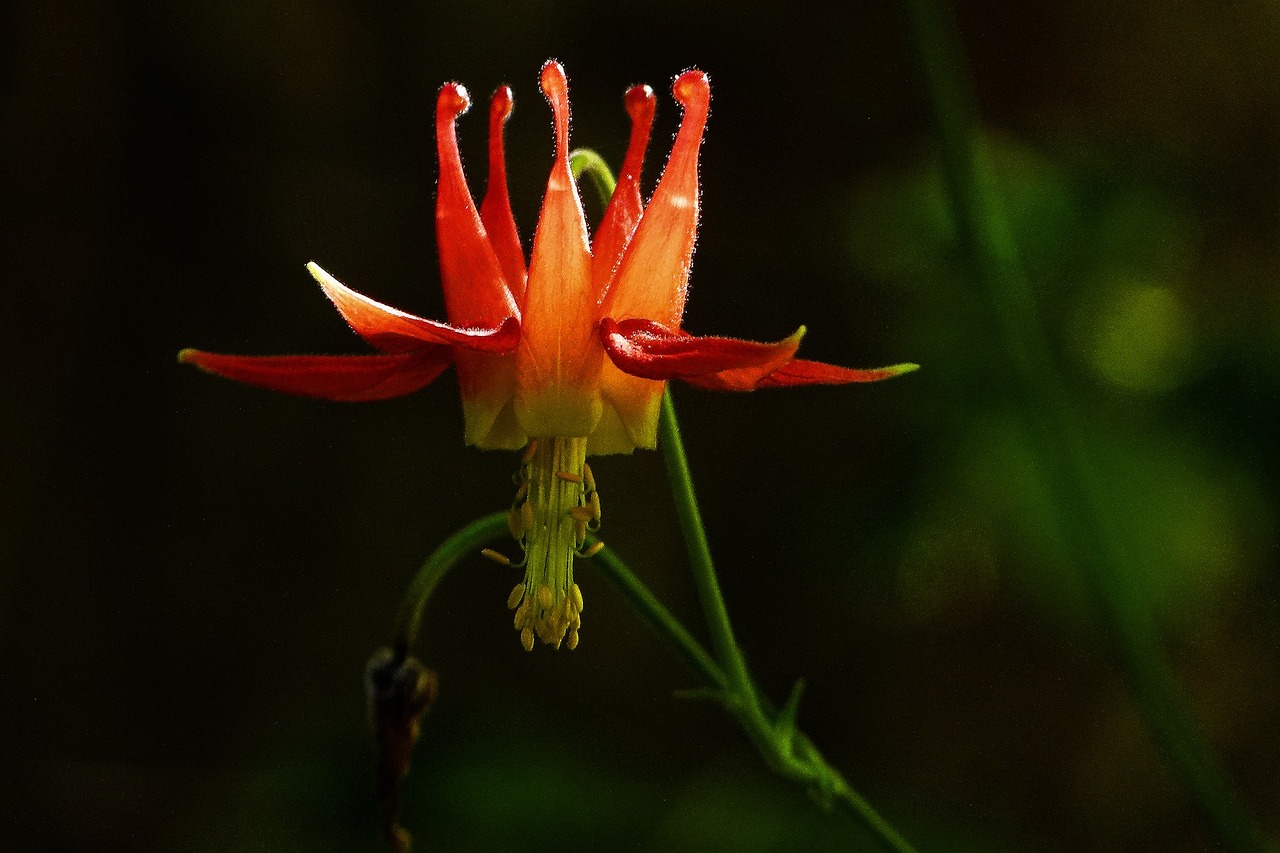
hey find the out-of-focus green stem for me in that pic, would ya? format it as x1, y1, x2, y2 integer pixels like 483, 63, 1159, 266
904, 1, 1273, 850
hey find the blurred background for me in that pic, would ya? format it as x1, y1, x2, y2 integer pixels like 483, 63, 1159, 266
3, 0, 1278, 850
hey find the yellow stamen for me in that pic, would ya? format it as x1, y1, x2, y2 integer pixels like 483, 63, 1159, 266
579, 541, 604, 558
481, 548, 511, 566
496, 436, 601, 650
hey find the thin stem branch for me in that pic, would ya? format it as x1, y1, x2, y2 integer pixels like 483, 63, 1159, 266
392, 513, 509, 656
589, 541, 728, 691
903, 1, 1273, 850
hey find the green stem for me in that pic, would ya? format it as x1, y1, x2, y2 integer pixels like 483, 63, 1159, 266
392, 513, 509, 655
657, 389, 755, 694
590, 542, 728, 691
570, 148, 616, 206
904, 1, 1273, 850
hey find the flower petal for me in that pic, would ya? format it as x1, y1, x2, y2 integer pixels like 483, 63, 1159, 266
515, 61, 603, 437
435, 83, 520, 327
178, 348, 452, 401
600, 318, 916, 392
591, 84, 656, 294
754, 359, 920, 388
599, 70, 710, 328
308, 262, 519, 354
480, 85, 528, 306
600, 317, 802, 388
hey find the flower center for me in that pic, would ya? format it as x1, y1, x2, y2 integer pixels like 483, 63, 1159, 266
489, 437, 602, 650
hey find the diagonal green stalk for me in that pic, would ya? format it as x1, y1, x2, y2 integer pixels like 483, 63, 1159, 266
903, 1, 1273, 850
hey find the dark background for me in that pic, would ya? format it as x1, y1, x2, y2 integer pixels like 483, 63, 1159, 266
3, 1, 1278, 850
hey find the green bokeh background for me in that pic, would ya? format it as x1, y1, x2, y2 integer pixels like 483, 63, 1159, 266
3, 1, 1278, 850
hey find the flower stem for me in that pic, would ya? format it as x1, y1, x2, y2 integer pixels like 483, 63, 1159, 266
904, 1, 1274, 850
656, 389, 755, 693
569, 148, 616, 206
392, 513, 510, 656
656, 388, 917, 852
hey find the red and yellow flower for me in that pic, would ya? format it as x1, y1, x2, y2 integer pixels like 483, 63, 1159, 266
181, 61, 915, 651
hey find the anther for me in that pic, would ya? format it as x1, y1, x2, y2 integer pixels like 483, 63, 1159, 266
556, 470, 583, 484
572, 583, 584, 613
520, 501, 534, 533
566, 629, 579, 651
573, 518, 587, 546
579, 541, 605, 559
588, 491, 601, 524
507, 583, 526, 610
520, 627, 535, 652
569, 506, 594, 522
507, 510, 524, 540
481, 548, 512, 566
583, 463, 596, 492
514, 482, 528, 502
536, 584, 553, 610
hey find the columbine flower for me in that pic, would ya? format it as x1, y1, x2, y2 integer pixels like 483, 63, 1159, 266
181, 61, 915, 652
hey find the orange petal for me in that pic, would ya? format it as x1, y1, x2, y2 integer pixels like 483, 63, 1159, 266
435, 83, 520, 327
307, 262, 519, 354
599, 70, 710, 328
591, 84, 656, 294
479, 85, 528, 306
515, 61, 602, 436
178, 348, 452, 401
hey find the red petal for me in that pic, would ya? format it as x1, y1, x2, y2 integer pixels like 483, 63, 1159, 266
435, 83, 520, 327
591, 84, 656, 293
601, 318, 918, 392
600, 317, 802, 388
755, 359, 919, 388
479, 85, 528, 305
178, 347, 452, 402
307, 262, 519, 354
599, 70, 710, 328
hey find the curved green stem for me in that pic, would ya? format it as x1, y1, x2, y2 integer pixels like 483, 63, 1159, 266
904, 1, 1273, 850
393, 513, 509, 655
569, 148, 616, 206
